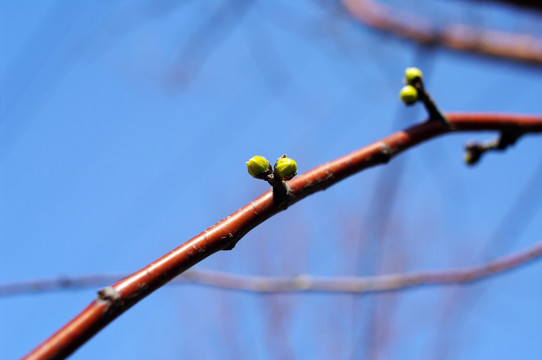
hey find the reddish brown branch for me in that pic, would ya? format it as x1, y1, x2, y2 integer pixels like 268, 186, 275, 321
23, 113, 542, 360
5, 240, 542, 296
342, 0, 542, 66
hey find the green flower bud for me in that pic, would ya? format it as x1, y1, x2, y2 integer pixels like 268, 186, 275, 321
405, 67, 423, 85
274, 155, 297, 180
399, 85, 418, 106
246, 156, 271, 178
463, 143, 483, 166
464, 152, 476, 165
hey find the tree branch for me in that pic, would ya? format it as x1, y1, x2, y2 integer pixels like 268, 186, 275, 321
5, 240, 542, 296
23, 113, 542, 360
342, 0, 542, 66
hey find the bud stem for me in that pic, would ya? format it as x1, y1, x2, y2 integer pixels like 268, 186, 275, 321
411, 78, 448, 126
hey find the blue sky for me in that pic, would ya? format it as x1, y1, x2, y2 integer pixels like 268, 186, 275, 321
1, 1, 542, 359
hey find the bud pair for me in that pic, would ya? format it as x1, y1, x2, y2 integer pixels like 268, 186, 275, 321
246, 155, 297, 181
399, 67, 423, 106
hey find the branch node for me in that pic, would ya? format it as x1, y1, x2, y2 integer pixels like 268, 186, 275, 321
222, 232, 238, 251
379, 143, 393, 163
272, 178, 293, 209
464, 130, 524, 166
97, 286, 121, 303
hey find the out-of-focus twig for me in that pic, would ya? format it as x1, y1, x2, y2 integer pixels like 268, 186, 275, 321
432, 158, 542, 360
4, 240, 542, 296
165, 0, 253, 90
342, 0, 542, 66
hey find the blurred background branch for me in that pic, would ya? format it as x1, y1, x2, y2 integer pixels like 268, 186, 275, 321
342, 0, 542, 66
3, 240, 542, 296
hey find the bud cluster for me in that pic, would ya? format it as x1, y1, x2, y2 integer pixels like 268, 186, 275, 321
246, 154, 298, 182
399, 67, 423, 106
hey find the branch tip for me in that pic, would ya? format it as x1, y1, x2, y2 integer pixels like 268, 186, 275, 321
464, 130, 524, 166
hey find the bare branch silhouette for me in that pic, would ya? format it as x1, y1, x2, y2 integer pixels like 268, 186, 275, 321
23, 113, 542, 360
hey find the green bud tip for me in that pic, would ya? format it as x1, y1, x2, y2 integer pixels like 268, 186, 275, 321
274, 155, 297, 181
399, 85, 418, 106
246, 155, 271, 178
405, 67, 423, 85
463, 151, 479, 165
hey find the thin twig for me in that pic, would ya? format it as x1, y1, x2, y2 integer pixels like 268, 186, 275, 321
4, 240, 542, 296
23, 113, 542, 360
165, 0, 253, 90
